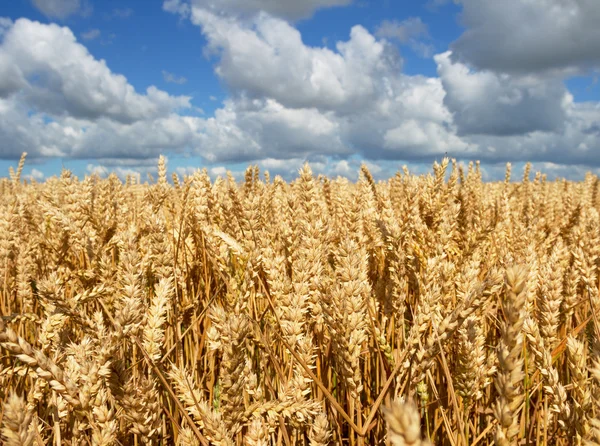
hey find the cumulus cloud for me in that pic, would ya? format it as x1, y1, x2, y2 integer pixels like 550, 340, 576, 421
177, 14, 475, 163
193, 10, 401, 113
0, 18, 358, 164
190, 157, 386, 182
5, 5, 600, 178
0, 19, 191, 124
383, 120, 474, 156
435, 51, 571, 136
451, 0, 600, 74
0, 19, 202, 160
167, 4, 590, 165
164, 0, 352, 21
193, 97, 347, 162
165, 0, 566, 166
171, 7, 478, 162
0, 95, 204, 160
26, 168, 45, 181
31, 0, 91, 19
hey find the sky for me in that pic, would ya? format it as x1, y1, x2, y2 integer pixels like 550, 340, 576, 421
1, 0, 600, 182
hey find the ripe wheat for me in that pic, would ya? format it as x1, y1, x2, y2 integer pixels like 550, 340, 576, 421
0, 152, 599, 445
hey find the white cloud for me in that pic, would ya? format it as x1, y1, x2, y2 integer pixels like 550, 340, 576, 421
337, 74, 464, 159
4, 7, 600, 177
201, 157, 385, 182
162, 70, 188, 84
209, 166, 228, 178
86, 163, 147, 181
163, 3, 475, 162
86, 157, 167, 181
193, 10, 401, 113
478, 161, 600, 182
269, 157, 389, 181
31, 0, 91, 19
27, 168, 45, 181
194, 97, 348, 162
86, 156, 600, 183
451, 0, 600, 74
164, 0, 352, 21
86, 157, 159, 168
174, 166, 199, 177
187, 74, 475, 164
330, 159, 352, 177
161, 5, 600, 166
0, 19, 203, 160
528, 162, 600, 181
81, 29, 100, 40
383, 120, 474, 156
0, 18, 357, 164
435, 51, 571, 136
0, 94, 205, 160
0, 19, 191, 124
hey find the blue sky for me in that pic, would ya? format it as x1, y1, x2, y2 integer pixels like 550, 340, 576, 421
0, 0, 599, 181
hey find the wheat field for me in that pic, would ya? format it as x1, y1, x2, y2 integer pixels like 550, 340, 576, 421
1, 153, 599, 445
